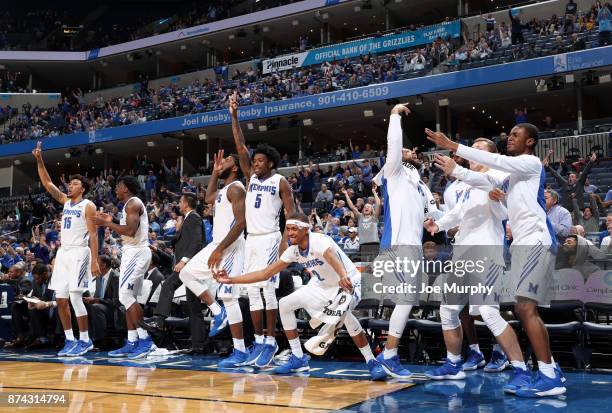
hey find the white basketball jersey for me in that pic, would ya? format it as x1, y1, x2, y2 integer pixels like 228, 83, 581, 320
246, 173, 283, 235
121, 196, 149, 249
280, 232, 358, 288
213, 180, 246, 244
61, 199, 94, 248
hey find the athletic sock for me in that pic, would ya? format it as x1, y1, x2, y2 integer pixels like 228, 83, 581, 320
447, 352, 462, 363
492, 344, 504, 355
254, 334, 264, 345
538, 361, 556, 379
289, 338, 303, 358
359, 345, 375, 362
137, 327, 149, 340
79, 331, 89, 342
383, 347, 398, 359
209, 301, 222, 316
511, 360, 527, 370
265, 336, 276, 345
64, 329, 75, 341
233, 338, 246, 353
469, 344, 481, 353
128, 330, 138, 342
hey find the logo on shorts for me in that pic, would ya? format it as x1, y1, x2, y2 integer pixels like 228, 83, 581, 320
127, 283, 134, 290
528, 282, 539, 295
223, 285, 232, 294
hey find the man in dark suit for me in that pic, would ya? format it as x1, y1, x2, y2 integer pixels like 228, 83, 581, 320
141, 192, 207, 352
142, 252, 165, 316
83, 255, 120, 349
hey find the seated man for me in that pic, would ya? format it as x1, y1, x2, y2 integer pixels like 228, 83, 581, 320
83, 255, 120, 349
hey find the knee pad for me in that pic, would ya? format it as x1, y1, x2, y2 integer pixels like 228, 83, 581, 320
278, 296, 297, 331
440, 305, 462, 331
262, 286, 278, 310
479, 305, 508, 337
223, 299, 243, 325
247, 287, 264, 312
343, 313, 363, 337
69, 292, 88, 317
119, 290, 137, 310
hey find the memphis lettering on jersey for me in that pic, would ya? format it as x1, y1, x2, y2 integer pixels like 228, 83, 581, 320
63, 208, 83, 218
302, 258, 325, 269
249, 182, 277, 195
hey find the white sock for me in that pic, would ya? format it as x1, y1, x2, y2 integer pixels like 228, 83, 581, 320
493, 344, 504, 355
289, 338, 303, 358
64, 329, 75, 341
233, 338, 246, 353
265, 336, 276, 345
79, 331, 89, 342
359, 345, 374, 362
137, 327, 149, 340
538, 360, 556, 379
128, 330, 138, 342
255, 334, 264, 344
511, 360, 527, 370
209, 301, 221, 316
469, 344, 481, 353
383, 347, 398, 359
447, 351, 462, 363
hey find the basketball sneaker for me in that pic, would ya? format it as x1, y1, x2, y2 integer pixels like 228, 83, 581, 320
57, 339, 78, 357
239, 343, 265, 366
67, 339, 94, 357
209, 306, 228, 337
218, 349, 249, 368
515, 370, 566, 398
376, 353, 412, 379
503, 366, 532, 394
484, 350, 509, 372
425, 360, 466, 380
367, 359, 387, 381
108, 340, 138, 358
462, 349, 486, 371
128, 336, 154, 360
273, 354, 310, 374
255, 342, 278, 368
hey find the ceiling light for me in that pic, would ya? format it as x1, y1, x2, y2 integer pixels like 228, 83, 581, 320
147, 141, 155, 147
258, 125, 267, 132
95, 148, 103, 154
363, 110, 374, 117
199, 133, 208, 141
303, 119, 313, 126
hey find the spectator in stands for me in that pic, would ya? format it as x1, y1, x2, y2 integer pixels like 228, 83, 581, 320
541, 115, 557, 131
83, 255, 119, 349
558, 235, 601, 279
496, 132, 508, 155
597, 3, 612, 46
342, 186, 380, 256
573, 194, 601, 233
30, 228, 49, 264
514, 107, 528, 123
315, 183, 333, 204
0, 241, 23, 270
509, 8, 526, 44
584, 178, 599, 194
297, 166, 315, 203
545, 189, 572, 242
601, 220, 612, 250
343, 227, 360, 253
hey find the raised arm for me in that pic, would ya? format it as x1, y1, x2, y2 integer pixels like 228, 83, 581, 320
95, 198, 141, 237
229, 92, 252, 184
372, 183, 381, 217
85, 202, 101, 277
205, 149, 224, 204
384, 104, 411, 177
341, 188, 360, 217
31, 141, 67, 204
577, 153, 596, 185
572, 197, 585, 226
434, 154, 503, 191
207, 183, 246, 269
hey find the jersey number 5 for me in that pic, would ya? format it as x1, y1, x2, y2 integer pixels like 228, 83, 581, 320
63, 217, 72, 229
254, 193, 262, 209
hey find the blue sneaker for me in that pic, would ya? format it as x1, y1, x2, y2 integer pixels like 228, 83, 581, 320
273, 354, 310, 374
484, 350, 509, 372
462, 349, 486, 371
376, 353, 412, 379
108, 340, 138, 357
255, 342, 279, 368
209, 306, 228, 337
66, 340, 93, 357
425, 360, 466, 380
555, 362, 566, 383
57, 340, 77, 357
503, 367, 532, 394
218, 349, 250, 368
515, 370, 566, 398
239, 343, 265, 366
128, 336, 155, 360
367, 359, 388, 381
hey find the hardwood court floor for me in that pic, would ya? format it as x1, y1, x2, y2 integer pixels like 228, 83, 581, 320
0, 361, 412, 413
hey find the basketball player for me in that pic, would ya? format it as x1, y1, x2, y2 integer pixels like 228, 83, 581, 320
422, 138, 525, 380
426, 125, 566, 397
229, 92, 295, 368
179, 149, 248, 367
95, 176, 153, 359
372, 104, 441, 379
32, 141, 100, 357
213, 213, 386, 380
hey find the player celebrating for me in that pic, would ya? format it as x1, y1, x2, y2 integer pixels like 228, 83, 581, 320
230, 92, 295, 368
426, 124, 566, 397
214, 213, 386, 380
32, 141, 100, 357
422, 138, 525, 380
95, 176, 153, 359
179, 149, 248, 367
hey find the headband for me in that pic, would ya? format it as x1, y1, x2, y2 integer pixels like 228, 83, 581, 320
285, 219, 310, 229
